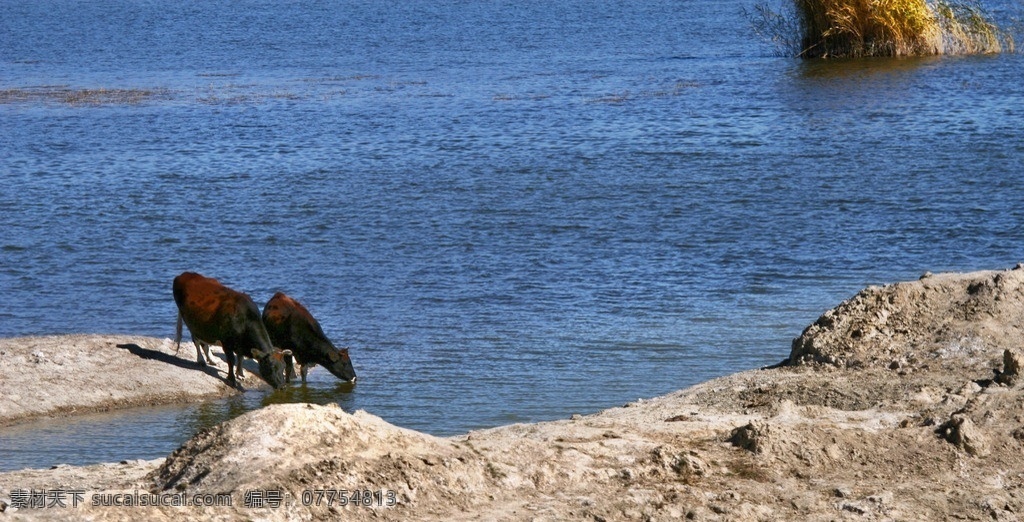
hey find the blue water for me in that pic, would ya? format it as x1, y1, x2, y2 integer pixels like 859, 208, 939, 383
1, 0, 1023, 471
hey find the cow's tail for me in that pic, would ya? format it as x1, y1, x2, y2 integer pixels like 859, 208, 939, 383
174, 312, 183, 354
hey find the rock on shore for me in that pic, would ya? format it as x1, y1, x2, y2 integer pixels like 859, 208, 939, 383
4, 267, 1024, 520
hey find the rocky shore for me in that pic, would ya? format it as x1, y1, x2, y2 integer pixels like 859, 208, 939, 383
4, 267, 1024, 520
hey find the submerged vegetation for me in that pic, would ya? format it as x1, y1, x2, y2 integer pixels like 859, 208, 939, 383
751, 0, 1015, 58
0, 86, 172, 106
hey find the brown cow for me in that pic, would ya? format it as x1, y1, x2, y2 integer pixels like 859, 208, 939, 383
262, 292, 356, 383
173, 272, 289, 389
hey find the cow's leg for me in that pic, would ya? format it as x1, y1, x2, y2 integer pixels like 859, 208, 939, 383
284, 352, 296, 383
300, 363, 309, 382
192, 340, 216, 366
200, 342, 215, 366
223, 347, 239, 387
192, 340, 215, 366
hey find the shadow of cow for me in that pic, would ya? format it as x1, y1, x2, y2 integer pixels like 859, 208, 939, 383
116, 343, 228, 384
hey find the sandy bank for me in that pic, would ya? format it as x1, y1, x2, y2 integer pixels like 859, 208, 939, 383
0, 335, 266, 428
4, 267, 1024, 520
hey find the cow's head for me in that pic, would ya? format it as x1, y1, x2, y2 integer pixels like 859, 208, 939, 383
324, 347, 357, 383
253, 348, 292, 389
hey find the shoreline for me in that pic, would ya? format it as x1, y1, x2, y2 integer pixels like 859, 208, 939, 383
3, 267, 1024, 520
0, 334, 262, 429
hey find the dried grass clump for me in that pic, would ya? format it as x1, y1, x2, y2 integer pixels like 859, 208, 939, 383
796, 0, 942, 57
751, 0, 1014, 58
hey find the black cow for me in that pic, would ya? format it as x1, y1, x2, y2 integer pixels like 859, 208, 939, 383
173, 272, 289, 389
262, 292, 356, 383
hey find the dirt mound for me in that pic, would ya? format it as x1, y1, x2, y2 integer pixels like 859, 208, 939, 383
789, 266, 1024, 370
149, 403, 490, 518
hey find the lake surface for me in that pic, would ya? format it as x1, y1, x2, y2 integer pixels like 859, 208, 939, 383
2, 0, 1023, 471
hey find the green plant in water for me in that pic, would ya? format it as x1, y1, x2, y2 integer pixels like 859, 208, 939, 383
749, 0, 1014, 58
